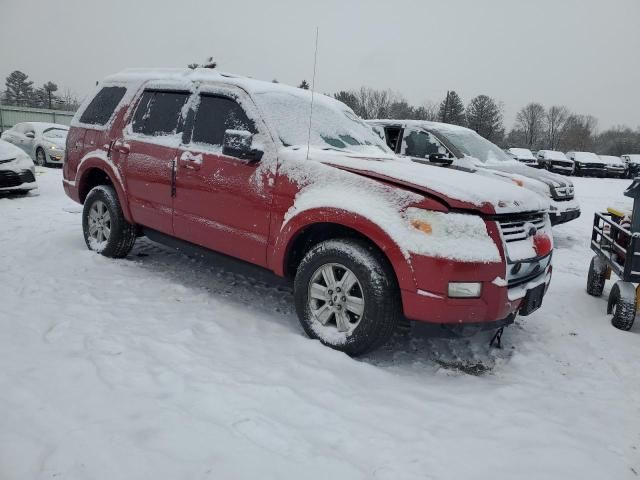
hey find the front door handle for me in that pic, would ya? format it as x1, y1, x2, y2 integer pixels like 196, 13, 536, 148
113, 141, 130, 154
178, 151, 202, 170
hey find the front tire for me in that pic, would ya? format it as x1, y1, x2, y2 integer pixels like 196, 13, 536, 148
608, 282, 637, 331
82, 185, 136, 258
294, 239, 400, 356
35, 148, 47, 167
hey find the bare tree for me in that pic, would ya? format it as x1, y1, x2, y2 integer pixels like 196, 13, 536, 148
559, 114, 598, 151
515, 103, 546, 149
546, 105, 570, 150
352, 87, 400, 119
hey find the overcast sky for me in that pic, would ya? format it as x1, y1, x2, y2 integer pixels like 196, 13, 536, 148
1, 0, 639, 130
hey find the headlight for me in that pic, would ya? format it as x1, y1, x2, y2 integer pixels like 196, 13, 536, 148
448, 282, 482, 298
48, 144, 58, 150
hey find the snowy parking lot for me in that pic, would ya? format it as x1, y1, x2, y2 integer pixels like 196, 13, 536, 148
1, 168, 639, 479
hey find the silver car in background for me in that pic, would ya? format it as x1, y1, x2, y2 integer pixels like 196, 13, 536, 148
0, 122, 69, 167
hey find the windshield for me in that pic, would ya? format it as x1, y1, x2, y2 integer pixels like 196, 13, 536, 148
43, 128, 68, 140
430, 126, 511, 163
509, 148, 536, 160
253, 91, 391, 154
542, 151, 568, 160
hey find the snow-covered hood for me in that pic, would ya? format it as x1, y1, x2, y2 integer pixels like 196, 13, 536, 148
0, 139, 26, 161
288, 148, 549, 215
480, 158, 573, 191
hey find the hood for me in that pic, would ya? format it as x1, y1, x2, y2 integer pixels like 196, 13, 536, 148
479, 158, 573, 189
289, 147, 549, 215
0, 139, 26, 161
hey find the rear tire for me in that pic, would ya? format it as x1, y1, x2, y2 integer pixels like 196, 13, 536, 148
294, 239, 400, 356
608, 282, 637, 331
82, 185, 136, 258
35, 148, 47, 167
586, 255, 606, 297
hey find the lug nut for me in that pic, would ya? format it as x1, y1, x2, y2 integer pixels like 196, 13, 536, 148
341, 296, 346, 301
329, 301, 334, 306
328, 289, 333, 295
336, 287, 341, 292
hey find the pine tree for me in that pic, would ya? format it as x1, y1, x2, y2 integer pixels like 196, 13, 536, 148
438, 90, 465, 126
299, 80, 310, 90
465, 95, 503, 141
4, 70, 34, 106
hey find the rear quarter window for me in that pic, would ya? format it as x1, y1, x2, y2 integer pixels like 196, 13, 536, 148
79, 86, 127, 126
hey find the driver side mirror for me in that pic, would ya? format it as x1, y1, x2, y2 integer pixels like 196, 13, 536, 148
25, 131, 35, 139
222, 129, 263, 162
428, 152, 454, 165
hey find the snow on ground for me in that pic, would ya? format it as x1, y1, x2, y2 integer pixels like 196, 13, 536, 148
0, 168, 639, 480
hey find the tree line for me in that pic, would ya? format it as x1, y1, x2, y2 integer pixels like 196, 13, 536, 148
1, 70, 81, 111
331, 86, 639, 156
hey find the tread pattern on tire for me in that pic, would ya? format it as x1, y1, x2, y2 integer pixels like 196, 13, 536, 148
83, 185, 137, 258
294, 238, 400, 356
586, 255, 606, 297
608, 282, 637, 331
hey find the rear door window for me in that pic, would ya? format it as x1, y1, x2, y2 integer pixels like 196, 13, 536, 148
80, 86, 127, 126
131, 90, 190, 137
189, 94, 256, 147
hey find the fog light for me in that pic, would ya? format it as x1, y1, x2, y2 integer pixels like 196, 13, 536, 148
448, 282, 482, 298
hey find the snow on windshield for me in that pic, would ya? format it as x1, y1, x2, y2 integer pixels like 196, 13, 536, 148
43, 128, 68, 139
253, 91, 391, 154
541, 151, 568, 161
432, 127, 511, 163
509, 148, 536, 160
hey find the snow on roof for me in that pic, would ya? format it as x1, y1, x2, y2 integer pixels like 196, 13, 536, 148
508, 148, 536, 160
371, 119, 472, 135
104, 68, 346, 110
599, 155, 623, 164
569, 152, 601, 163
538, 150, 569, 161
17, 122, 69, 132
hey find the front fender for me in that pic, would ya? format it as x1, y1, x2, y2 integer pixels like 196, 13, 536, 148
268, 207, 417, 292
76, 154, 133, 223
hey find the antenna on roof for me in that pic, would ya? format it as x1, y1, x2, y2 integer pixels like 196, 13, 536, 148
305, 27, 319, 161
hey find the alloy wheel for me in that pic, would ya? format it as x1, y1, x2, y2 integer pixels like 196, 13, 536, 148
87, 200, 112, 249
308, 262, 365, 334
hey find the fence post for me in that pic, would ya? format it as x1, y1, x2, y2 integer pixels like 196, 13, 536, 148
53, 111, 57, 124
0, 105, 4, 133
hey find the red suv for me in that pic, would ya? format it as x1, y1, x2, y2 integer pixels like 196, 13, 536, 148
63, 69, 553, 355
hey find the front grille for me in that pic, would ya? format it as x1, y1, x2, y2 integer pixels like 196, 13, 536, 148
0, 158, 15, 165
551, 160, 572, 168
498, 212, 547, 243
581, 163, 605, 169
0, 169, 35, 188
551, 184, 574, 200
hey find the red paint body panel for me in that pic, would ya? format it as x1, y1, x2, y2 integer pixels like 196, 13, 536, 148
62, 76, 552, 328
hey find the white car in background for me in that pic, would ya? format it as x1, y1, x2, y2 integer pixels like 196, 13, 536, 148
536, 150, 574, 175
0, 139, 37, 194
599, 155, 626, 178
0, 122, 69, 167
368, 120, 580, 225
508, 147, 538, 167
